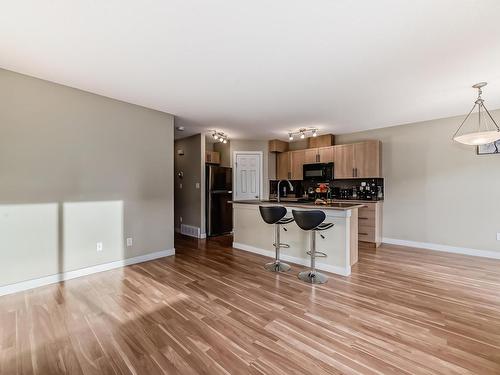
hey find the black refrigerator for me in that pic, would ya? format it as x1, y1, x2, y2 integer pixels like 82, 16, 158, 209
206, 165, 233, 237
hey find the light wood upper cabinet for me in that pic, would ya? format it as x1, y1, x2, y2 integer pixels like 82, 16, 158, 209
290, 150, 306, 180
334, 144, 355, 178
205, 151, 220, 164
274, 140, 381, 181
354, 140, 381, 178
333, 141, 381, 178
318, 146, 334, 163
308, 134, 335, 148
276, 151, 291, 180
268, 139, 288, 153
304, 149, 318, 164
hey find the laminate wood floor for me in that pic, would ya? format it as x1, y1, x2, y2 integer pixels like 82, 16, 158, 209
1, 235, 500, 375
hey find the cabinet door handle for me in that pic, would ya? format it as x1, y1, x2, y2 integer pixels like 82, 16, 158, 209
317, 154, 320, 163
359, 232, 368, 236
352, 168, 355, 177
359, 217, 369, 220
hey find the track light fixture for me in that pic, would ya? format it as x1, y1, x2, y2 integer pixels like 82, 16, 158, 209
211, 130, 229, 144
287, 128, 319, 141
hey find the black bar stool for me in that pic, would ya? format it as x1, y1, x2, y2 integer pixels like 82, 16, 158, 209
292, 210, 334, 284
259, 206, 294, 272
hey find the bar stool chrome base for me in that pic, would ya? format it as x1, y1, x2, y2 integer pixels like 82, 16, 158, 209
265, 261, 291, 272
298, 270, 328, 284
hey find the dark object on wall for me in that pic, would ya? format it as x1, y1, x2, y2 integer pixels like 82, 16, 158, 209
477, 140, 500, 155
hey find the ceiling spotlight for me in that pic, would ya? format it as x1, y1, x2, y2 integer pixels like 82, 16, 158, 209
223, 139, 227, 144
175, 126, 185, 131
300, 132, 305, 139
312, 129, 318, 137
288, 133, 294, 141
213, 133, 218, 140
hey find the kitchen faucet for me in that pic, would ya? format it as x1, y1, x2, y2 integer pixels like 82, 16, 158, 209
276, 180, 294, 203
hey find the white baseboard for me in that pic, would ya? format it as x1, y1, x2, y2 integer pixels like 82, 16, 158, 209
0, 248, 175, 297
232, 242, 351, 276
382, 238, 500, 260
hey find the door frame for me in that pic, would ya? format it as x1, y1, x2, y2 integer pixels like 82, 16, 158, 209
232, 151, 264, 200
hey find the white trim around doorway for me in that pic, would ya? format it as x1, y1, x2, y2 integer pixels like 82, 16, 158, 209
232, 151, 264, 201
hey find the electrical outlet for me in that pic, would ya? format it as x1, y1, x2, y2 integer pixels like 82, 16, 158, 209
497, 233, 500, 241
126, 237, 133, 247
195, 182, 200, 189
96, 242, 103, 252
179, 183, 183, 189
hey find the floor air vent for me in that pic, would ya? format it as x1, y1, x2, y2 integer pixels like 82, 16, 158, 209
180, 224, 201, 238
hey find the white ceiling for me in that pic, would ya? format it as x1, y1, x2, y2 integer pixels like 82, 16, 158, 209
2, 0, 500, 140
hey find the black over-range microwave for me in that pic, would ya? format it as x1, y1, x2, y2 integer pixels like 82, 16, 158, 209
303, 162, 334, 181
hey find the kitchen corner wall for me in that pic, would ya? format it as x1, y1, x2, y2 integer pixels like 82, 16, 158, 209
229, 140, 276, 198
0, 68, 175, 287
336, 110, 500, 254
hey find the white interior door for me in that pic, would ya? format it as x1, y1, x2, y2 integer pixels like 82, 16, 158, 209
234, 153, 261, 200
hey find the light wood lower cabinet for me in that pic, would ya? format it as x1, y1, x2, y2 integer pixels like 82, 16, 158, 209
356, 201, 383, 247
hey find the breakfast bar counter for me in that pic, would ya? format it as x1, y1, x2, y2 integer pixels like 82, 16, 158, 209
231, 200, 362, 276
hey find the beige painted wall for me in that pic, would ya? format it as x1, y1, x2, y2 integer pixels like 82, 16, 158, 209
336, 111, 500, 253
230, 140, 275, 198
174, 134, 204, 233
0, 69, 175, 287
214, 141, 231, 168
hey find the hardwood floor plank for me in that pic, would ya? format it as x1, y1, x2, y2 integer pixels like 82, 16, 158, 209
1, 234, 500, 374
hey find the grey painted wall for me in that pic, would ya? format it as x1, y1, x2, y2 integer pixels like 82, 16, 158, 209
337, 111, 500, 253
0, 69, 175, 287
174, 134, 204, 233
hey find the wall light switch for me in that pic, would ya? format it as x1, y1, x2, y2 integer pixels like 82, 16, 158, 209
179, 183, 183, 189
126, 237, 133, 247
497, 233, 500, 241
96, 242, 103, 252
195, 182, 200, 189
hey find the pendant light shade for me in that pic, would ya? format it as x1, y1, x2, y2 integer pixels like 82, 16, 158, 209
453, 82, 500, 146
453, 131, 500, 146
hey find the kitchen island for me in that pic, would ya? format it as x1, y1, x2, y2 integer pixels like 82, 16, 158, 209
232, 200, 363, 276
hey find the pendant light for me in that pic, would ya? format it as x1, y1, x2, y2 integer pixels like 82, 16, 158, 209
453, 82, 500, 146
